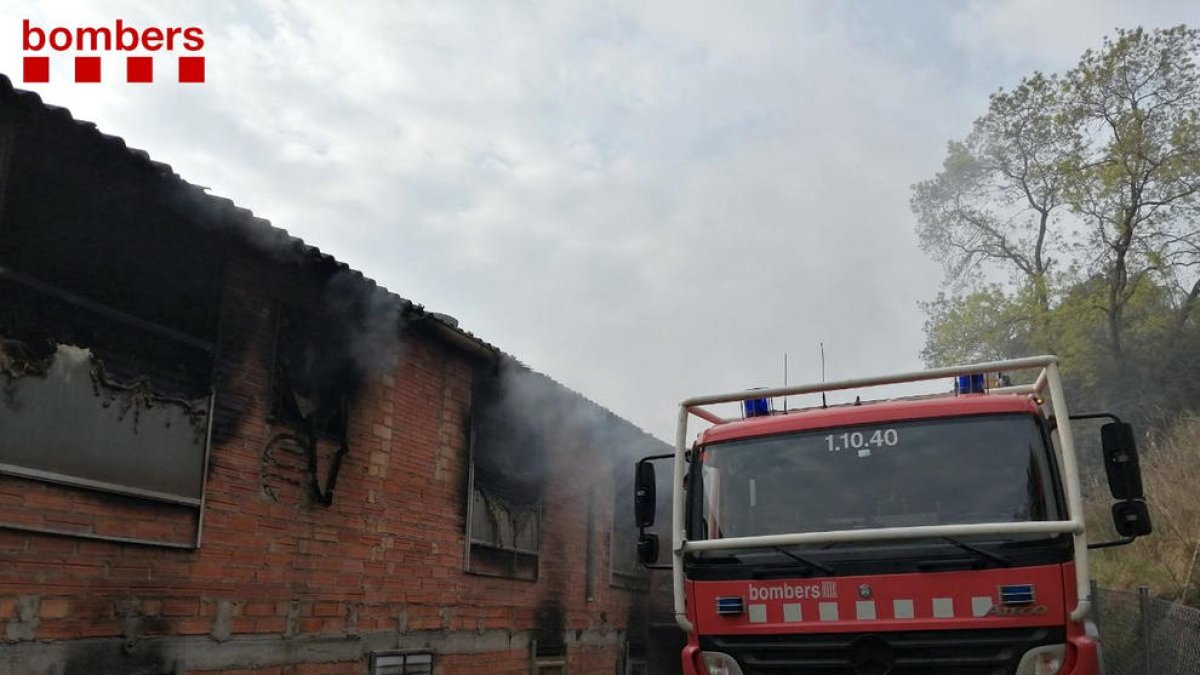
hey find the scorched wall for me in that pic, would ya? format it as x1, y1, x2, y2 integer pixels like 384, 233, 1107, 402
0, 74, 665, 675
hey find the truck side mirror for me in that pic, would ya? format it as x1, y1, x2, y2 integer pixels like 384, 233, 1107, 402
634, 460, 657, 528
1101, 422, 1144, 500
1112, 500, 1152, 538
637, 533, 660, 564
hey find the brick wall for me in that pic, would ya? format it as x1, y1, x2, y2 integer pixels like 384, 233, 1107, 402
0, 251, 657, 675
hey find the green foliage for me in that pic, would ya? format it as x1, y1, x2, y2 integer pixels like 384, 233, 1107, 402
1063, 26, 1200, 361
914, 25, 1200, 428
919, 286, 1035, 366
921, 272, 1200, 424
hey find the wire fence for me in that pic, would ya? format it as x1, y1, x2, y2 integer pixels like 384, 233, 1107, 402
1094, 585, 1200, 675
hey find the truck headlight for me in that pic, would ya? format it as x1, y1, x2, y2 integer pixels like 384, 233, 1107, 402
700, 651, 745, 675
1016, 644, 1066, 675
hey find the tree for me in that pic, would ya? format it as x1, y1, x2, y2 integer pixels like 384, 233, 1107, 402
1064, 26, 1200, 366
919, 286, 1034, 367
912, 73, 1077, 316
914, 26, 1200, 425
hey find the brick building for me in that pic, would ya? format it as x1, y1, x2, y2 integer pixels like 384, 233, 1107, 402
0, 75, 671, 675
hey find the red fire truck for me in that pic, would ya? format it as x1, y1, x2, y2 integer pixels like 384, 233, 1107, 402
633, 356, 1151, 675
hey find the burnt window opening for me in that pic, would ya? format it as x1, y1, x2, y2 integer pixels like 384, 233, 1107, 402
268, 303, 355, 506
0, 284, 215, 546
465, 440, 541, 579
0, 318, 213, 505
265, 276, 402, 508
0, 104, 224, 547
0, 269, 216, 550
270, 304, 351, 439
531, 600, 567, 674
464, 363, 547, 581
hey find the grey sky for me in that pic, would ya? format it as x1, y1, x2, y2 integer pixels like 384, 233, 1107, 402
4, 1, 1198, 441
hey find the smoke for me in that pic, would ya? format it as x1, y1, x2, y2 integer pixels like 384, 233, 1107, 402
160, 178, 313, 266
2, 77, 422, 433
281, 272, 406, 414
470, 360, 553, 505
321, 272, 406, 386
5, 75, 667, 515
167, 180, 411, 398
468, 358, 671, 629
157, 156, 411, 428
471, 358, 667, 506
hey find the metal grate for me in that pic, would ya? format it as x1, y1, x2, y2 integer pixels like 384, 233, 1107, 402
622, 638, 647, 675
370, 651, 433, 675
530, 640, 567, 674
701, 626, 1064, 675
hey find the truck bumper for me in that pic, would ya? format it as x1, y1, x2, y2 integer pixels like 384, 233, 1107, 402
682, 634, 1103, 675
1066, 633, 1103, 674
681, 644, 701, 675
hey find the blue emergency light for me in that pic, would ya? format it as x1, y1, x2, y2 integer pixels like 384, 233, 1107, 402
743, 397, 771, 418
956, 373, 987, 394
716, 597, 746, 615
999, 584, 1036, 606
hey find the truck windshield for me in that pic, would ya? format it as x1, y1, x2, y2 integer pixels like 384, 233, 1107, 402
696, 414, 1060, 541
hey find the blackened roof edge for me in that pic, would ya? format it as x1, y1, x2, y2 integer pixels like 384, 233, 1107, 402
0, 74, 663, 446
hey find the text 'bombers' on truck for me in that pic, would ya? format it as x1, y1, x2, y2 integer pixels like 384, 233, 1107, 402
633, 356, 1153, 675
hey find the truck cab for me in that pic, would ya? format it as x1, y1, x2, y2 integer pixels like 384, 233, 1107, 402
634, 357, 1151, 675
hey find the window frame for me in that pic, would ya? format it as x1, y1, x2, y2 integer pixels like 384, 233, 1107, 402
369, 650, 433, 675
0, 270, 217, 549
463, 418, 542, 580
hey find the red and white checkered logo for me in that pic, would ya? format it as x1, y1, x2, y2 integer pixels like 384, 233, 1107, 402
21, 19, 205, 84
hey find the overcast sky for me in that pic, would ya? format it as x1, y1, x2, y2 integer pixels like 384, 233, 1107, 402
4, 1, 1199, 441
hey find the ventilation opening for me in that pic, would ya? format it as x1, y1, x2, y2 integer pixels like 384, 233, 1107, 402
530, 640, 566, 674
369, 651, 433, 675
622, 639, 647, 675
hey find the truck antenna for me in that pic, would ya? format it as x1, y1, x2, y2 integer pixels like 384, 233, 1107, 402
783, 352, 788, 412
820, 342, 827, 409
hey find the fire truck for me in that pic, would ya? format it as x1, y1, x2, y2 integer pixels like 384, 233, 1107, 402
633, 356, 1152, 675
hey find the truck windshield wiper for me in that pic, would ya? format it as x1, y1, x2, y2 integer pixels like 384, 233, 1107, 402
771, 546, 835, 575
941, 537, 1012, 567
694, 551, 744, 564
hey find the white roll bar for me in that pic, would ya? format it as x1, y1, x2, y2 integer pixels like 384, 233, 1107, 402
669, 355, 1091, 633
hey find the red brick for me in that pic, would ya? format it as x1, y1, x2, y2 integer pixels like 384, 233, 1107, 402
36, 620, 82, 640
175, 617, 211, 635
39, 597, 69, 618
310, 602, 340, 618
161, 598, 200, 617
254, 617, 287, 633
243, 601, 275, 617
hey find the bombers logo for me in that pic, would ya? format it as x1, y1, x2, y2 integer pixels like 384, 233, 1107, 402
21, 19, 206, 84
748, 581, 838, 601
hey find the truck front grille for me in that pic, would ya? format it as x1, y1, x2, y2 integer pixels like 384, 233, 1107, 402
700, 626, 1064, 675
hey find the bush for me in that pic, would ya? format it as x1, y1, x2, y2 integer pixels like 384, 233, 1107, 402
1089, 414, 1200, 606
